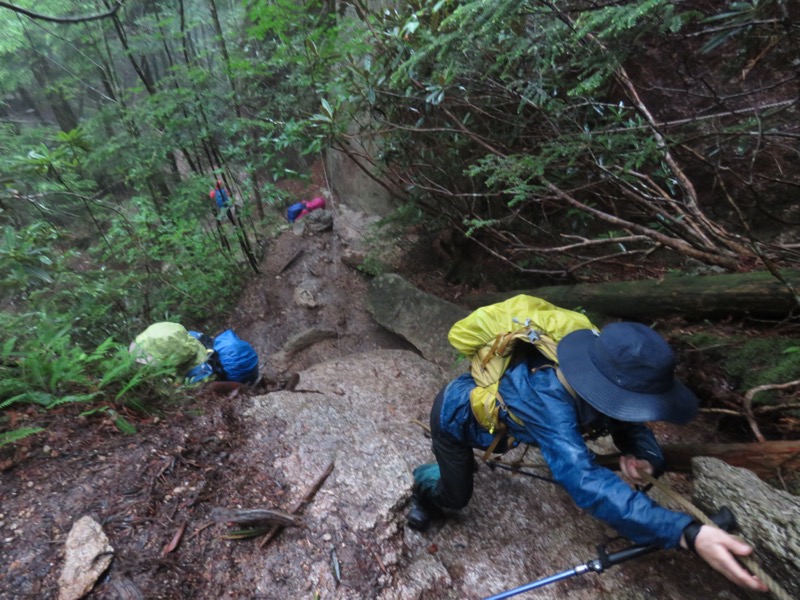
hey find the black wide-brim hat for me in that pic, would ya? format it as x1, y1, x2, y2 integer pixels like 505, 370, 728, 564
557, 322, 698, 424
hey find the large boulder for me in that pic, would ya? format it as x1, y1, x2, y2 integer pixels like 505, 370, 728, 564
236, 349, 755, 599
367, 273, 468, 371
692, 457, 800, 599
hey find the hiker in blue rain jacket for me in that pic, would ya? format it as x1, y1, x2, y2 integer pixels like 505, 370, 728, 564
210, 179, 238, 226
408, 322, 767, 593
211, 179, 230, 210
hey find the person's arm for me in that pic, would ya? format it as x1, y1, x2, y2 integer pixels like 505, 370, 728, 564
507, 372, 767, 592
512, 383, 691, 548
609, 420, 665, 483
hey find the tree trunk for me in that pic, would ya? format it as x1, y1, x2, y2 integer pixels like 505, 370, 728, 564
15, 86, 44, 124
20, 26, 80, 133
107, 3, 156, 95
248, 168, 265, 220
208, 0, 241, 117
464, 270, 800, 320
596, 440, 800, 481
105, 0, 180, 191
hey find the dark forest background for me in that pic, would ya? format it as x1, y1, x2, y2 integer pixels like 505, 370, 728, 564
1, 0, 798, 444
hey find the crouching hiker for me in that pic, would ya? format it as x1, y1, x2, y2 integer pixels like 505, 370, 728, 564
130, 323, 259, 386
408, 321, 767, 593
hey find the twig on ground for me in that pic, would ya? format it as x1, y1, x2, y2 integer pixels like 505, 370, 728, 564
187, 521, 214, 542
161, 521, 187, 556
260, 460, 335, 549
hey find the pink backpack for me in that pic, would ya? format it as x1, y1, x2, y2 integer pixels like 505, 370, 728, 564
287, 197, 327, 222
305, 197, 326, 211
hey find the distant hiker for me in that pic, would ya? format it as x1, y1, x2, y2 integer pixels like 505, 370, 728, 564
129, 322, 211, 381
206, 178, 260, 272
210, 179, 237, 225
205, 329, 260, 384
286, 196, 326, 223
210, 179, 231, 210
408, 320, 767, 593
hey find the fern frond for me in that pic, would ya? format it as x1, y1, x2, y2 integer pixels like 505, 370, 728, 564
0, 427, 44, 447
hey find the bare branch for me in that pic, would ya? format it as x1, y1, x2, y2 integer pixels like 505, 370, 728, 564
743, 379, 800, 443
520, 234, 651, 254
543, 180, 740, 269
0, 1, 122, 24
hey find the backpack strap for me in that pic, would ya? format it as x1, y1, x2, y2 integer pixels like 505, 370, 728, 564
479, 387, 523, 461
555, 367, 579, 400
482, 423, 508, 462
480, 368, 576, 462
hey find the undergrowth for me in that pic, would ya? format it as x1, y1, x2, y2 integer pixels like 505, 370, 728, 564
0, 318, 189, 447
681, 330, 800, 403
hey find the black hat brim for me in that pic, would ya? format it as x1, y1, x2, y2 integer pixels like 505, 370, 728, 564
557, 329, 698, 424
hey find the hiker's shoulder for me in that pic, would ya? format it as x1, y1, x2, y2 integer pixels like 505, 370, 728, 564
445, 371, 477, 401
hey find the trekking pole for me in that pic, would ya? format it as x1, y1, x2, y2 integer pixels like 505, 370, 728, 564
482, 542, 659, 600
484, 458, 558, 484
483, 506, 737, 600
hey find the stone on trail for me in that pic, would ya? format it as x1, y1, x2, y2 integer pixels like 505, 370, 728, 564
58, 516, 113, 600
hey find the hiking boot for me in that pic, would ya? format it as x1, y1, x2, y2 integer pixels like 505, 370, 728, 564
406, 494, 433, 531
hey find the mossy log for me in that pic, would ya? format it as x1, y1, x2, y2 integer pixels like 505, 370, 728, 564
464, 270, 800, 320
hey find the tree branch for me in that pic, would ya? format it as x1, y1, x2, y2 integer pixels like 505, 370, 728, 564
0, 1, 122, 23
543, 180, 740, 269
743, 379, 800, 443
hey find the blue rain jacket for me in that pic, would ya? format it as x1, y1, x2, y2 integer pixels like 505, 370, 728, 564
439, 357, 692, 549
214, 187, 230, 209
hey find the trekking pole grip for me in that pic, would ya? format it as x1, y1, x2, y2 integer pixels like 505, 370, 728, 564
595, 543, 659, 571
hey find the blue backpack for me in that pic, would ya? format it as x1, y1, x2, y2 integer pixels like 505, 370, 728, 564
212, 330, 259, 383
286, 202, 306, 223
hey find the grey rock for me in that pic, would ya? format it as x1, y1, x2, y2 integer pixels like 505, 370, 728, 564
294, 286, 319, 308
327, 139, 397, 217
242, 350, 447, 599
367, 273, 468, 370
280, 327, 339, 356
340, 249, 365, 270
692, 457, 800, 599
58, 516, 113, 600
305, 209, 334, 233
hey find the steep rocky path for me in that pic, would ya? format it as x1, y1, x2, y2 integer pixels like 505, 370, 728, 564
0, 200, 776, 600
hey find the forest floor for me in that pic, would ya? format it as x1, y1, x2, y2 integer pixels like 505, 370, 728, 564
0, 175, 797, 599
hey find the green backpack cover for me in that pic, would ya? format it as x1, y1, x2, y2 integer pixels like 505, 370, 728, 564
130, 322, 209, 372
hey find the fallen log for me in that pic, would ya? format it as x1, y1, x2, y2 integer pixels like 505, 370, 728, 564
463, 270, 800, 320
595, 440, 800, 480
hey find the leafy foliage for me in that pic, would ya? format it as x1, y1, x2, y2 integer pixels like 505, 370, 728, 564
0, 426, 44, 449
682, 331, 800, 402
0, 0, 797, 446
308, 0, 799, 277
0, 322, 177, 410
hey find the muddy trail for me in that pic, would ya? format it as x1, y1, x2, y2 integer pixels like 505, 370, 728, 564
0, 208, 435, 599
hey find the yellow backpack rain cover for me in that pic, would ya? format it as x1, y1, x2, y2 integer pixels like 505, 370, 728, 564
448, 295, 598, 433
